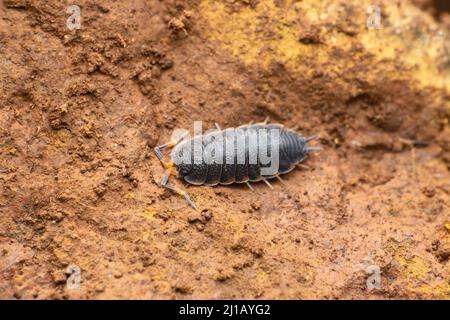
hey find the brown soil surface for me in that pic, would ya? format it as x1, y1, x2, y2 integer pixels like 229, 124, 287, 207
0, 0, 449, 299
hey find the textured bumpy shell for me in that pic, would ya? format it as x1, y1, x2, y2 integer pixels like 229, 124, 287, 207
172, 123, 309, 186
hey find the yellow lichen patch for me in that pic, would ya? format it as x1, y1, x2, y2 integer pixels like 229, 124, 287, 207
385, 238, 450, 299
445, 223, 450, 233
200, 0, 449, 91
385, 238, 431, 281
226, 214, 248, 239
199, 0, 354, 73
254, 269, 270, 293
188, 186, 216, 210
5, 146, 17, 155
360, 2, 450, 90
413, 282, 450, 300
150, 272, 172, 292
397, 255, 431, 280
144, 207, 157, 219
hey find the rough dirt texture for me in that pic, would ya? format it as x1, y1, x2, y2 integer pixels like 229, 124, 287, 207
0, 0, 449, 299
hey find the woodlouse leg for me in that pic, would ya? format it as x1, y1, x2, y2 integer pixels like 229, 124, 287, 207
245, 181, 254, 191
161, 168, 197, 209
296, 163, 311, 170
262, 178, 274, 190
275, 175, 286, 186
215, 123, 221, 131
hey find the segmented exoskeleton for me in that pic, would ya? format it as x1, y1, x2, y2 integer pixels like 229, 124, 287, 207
154, 122, 320, 209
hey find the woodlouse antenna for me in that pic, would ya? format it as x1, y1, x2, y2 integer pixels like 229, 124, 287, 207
155, 134, 197, 210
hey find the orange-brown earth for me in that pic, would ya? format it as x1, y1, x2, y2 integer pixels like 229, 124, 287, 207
0, 0, 449, 299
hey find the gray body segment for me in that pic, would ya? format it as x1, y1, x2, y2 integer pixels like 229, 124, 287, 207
171, 123, 310, 186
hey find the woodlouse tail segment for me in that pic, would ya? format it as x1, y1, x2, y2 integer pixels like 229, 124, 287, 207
303, 135, 322, 154
304, 135, 319, 143
305, 146, 322, 153
302, 135, 322, 154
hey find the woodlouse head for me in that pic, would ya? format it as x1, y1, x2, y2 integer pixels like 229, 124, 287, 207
172, 142, 194, 178
174, 162, 192, 178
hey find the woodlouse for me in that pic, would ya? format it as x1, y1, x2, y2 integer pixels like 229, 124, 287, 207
154, 121, 320, 209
